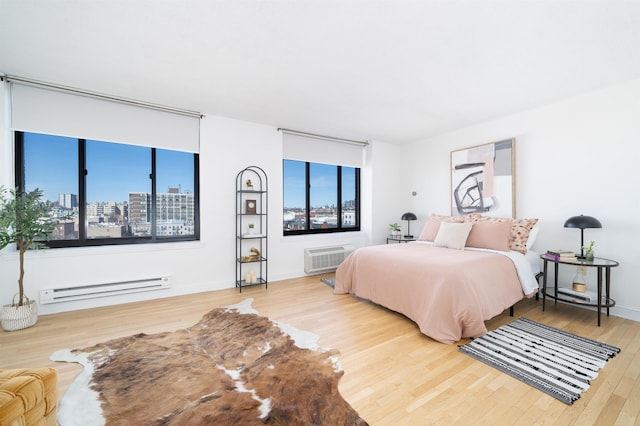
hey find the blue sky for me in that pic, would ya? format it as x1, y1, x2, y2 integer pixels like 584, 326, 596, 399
283, 160, 356, 208
23, 132, 194, 203
23, 133, 354, 207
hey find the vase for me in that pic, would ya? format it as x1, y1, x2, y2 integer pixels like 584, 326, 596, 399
586, 251, 594, 261
572, 268, 587, 292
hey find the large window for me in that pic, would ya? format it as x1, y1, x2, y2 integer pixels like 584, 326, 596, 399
16, 131, 199, 247
283, 160, 360, 235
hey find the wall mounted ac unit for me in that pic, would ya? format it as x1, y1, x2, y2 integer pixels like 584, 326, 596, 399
304, 245, 354, 274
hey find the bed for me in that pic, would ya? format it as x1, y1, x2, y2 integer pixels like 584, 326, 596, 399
333, 214, 540, 344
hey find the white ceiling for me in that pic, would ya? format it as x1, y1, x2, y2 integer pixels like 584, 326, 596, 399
1, 0, 640, 144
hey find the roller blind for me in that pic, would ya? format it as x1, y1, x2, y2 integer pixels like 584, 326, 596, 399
282, 131, 364, 168
10, 82, 200, 153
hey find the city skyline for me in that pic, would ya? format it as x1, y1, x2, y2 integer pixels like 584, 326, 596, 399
23, 132, 194, 204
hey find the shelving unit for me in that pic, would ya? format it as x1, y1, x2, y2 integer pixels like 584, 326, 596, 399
236, 166, 268, 292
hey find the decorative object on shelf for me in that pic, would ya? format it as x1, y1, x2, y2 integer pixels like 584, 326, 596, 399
401, 212, 417, 238
247, 223, 255, 235
246, 179, 253, 190
583, 240, 595, 261
545, 249, 577, 262
572, 266, 587, 292
245, 269, 257, 284
389, 222, 401, 236
245, 199, 257, 214
564, 215, 602, 259
559, 286, 596, 301
0, 186, 58, 331
241, 247, 261, 262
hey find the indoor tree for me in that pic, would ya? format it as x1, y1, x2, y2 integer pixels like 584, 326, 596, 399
0, 186, 57, 306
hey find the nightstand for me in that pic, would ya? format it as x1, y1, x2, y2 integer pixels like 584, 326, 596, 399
540, 253, 619, 326
386, 236, 416, 244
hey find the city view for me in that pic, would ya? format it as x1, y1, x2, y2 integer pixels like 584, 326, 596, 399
282, 160, 357, 232
22, 134, 357, 238
22, 132, 196, 241
282, 160, 358, 232
283, 200, 357, 231
49, 188, 196, 240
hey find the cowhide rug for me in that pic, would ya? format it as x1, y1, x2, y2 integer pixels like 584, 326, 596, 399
51, 299, 367, 425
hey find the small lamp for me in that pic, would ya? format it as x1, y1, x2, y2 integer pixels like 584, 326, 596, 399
401, 212, 417, 238
563, 215, 602, 258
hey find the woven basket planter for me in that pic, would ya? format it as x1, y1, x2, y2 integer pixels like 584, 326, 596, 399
1, 296, 38, 331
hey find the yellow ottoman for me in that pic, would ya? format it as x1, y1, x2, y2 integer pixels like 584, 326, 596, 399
0, 368, 58, 426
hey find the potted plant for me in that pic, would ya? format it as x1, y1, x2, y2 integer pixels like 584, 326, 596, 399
582, 240, 595, 261
389, 223, 401, 237
0, 186, 57, 331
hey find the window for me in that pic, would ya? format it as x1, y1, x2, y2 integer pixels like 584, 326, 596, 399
16, 131, 199, 247
22, 133, 79, 240
283, 160, 360, 235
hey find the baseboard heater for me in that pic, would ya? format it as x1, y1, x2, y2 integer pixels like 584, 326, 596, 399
304, 245, 354, 274
39, 276, 173, 304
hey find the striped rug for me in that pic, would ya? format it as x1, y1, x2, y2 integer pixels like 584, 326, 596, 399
320, 277, 335, 288
459, 317, 620, 405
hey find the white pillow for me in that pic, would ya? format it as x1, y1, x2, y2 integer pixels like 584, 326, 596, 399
526, 224, 540, 250
434, 221, 473, 250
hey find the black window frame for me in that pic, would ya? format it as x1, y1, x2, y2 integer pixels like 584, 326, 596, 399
283, 160, 360, 236
15, 131, 200, 248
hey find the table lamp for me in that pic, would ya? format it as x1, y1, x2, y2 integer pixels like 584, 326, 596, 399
401, 212, 417, 238
563, 215, 602, 259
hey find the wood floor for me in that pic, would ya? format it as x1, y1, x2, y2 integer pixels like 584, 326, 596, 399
2, 275, 639, 425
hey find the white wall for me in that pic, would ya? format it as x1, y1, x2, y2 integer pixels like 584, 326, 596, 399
368, 141, 407, 244
402, 78, 640, 321
0, 91, 402, 314
7, 77, 635, 321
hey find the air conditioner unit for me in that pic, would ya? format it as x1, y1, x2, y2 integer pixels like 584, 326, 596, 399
304, 245, 354, 274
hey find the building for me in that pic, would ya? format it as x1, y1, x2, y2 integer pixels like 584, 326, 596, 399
129, 189, 195, 236
58, 193, 78, 209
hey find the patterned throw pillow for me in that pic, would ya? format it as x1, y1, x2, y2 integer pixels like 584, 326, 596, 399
510, 218, 539, 254
464, 213, 538, 254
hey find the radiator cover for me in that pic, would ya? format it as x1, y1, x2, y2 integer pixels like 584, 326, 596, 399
40, 276, 172, 304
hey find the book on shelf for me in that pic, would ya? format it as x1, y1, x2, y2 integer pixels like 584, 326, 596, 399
557, 286, 598, 302
546, 249, 575, 256
545, 250, 577, 261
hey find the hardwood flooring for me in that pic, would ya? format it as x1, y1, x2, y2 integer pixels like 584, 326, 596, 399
1, 275, 639, 425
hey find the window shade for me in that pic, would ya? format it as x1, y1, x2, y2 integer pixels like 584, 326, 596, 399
282, 132, 364, 168
10, 83, 200, 153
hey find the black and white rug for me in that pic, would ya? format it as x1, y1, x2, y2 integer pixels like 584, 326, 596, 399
459, 317, 620, 405
320, 277, 335, 288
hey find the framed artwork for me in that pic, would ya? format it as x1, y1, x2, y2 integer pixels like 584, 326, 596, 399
450, 138, 515, 218
245, 199, 257, 214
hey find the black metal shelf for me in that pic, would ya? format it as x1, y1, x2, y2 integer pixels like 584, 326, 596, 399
235, 166, 268, 293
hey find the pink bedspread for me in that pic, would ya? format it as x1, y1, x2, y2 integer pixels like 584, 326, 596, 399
334, 242, 526, 344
